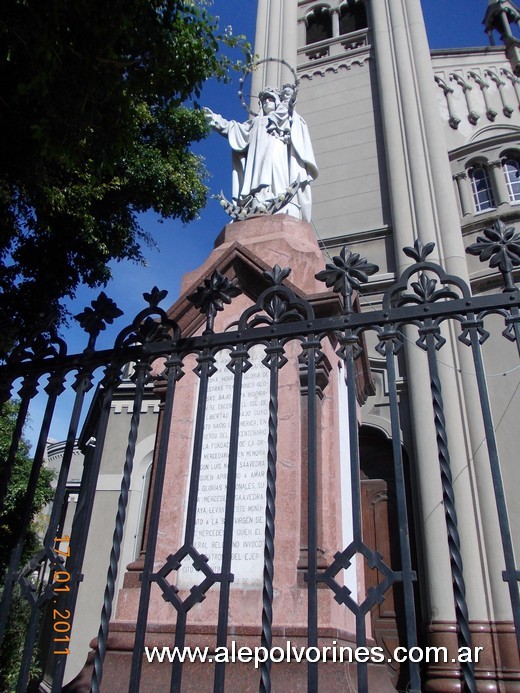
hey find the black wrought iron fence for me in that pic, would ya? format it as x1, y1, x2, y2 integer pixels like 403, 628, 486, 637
0, 226, 518, 693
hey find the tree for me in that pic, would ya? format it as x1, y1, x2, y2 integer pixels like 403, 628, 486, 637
0, 0, 248, 357
0, 402, 55, 579
0, 401, 55, 690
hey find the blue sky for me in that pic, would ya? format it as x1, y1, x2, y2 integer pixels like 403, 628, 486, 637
423, 0, 490, 49
63, 0, 493, 353
31, 0, 495, 443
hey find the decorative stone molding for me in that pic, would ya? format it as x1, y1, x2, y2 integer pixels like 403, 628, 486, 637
424, 620, 520, 692
299, 54, 370, 80
435, 75, 461, 129
502, 66, 520, 107
449, 73, 480, 125
111, 400, 160, 415
340, 27, 369, 52
299, 27, 369, 64
485, 68, 515, 117
468, 70, 498, 121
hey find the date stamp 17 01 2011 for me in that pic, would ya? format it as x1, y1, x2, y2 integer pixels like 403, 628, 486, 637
52, 535, 72, 656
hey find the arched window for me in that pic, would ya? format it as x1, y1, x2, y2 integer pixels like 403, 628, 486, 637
339, 2, 368, 34
306, 6, 333, 44
469, 163, 495, 212
503, 155, 520, 203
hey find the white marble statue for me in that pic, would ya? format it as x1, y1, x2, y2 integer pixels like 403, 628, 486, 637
204, 84, 318, 221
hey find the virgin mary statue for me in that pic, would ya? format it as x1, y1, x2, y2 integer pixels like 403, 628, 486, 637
204, 85, 318, 222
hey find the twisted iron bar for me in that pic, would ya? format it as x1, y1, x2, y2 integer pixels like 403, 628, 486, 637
51, 365, 123, 691
259, 346, 281, 693
426, 332, 476, 693
384, 335, 421, 692
11, 378, 67, 692
345, 334, 369, 693
0, 376, 38, 515
465, 318, 520, 650
91, 362, 149, 692
214, 346, 248, 692
170, 350, 214, 692
0, 367, 93, 687
0, 378, 62, 650
304, 340, 319, 691
129, 357, 183, 689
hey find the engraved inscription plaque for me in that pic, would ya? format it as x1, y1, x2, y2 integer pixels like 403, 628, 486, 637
178, 344, 270, 588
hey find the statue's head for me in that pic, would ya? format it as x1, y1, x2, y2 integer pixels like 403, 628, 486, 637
259, 87, 279, 114
281, 83, 297, 104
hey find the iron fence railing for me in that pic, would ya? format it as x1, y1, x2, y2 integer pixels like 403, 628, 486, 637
0, 224, 519, 693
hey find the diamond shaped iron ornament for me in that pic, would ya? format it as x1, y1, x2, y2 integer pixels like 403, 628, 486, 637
152, 544, 222, 613
318, 540, 405, 615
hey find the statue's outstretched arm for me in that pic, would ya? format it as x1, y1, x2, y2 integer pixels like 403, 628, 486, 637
203, 107, 231, 135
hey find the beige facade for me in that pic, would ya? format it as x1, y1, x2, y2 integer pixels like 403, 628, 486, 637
250, 0, 520, 688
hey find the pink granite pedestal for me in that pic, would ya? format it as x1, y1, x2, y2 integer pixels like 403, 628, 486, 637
68, 215, 389, 691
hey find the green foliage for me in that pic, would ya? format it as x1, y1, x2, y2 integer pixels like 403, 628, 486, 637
0, 0, 250, 356
0, 401, 55, 579
0, 401, 55, 690
0, 587, 42, 692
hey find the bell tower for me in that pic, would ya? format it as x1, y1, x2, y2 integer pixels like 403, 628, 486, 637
484, 0, 520, 73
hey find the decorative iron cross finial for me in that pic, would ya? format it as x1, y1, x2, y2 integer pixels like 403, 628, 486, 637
187, 270, 241, 333
466, 218, 520, 292
75, 292, 123, 349
315, 246, 379, 313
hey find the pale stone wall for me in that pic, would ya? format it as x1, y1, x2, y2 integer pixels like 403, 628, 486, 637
297, 60, 391, 245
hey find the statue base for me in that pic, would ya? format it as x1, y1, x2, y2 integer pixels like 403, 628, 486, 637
63, 214, 381, 691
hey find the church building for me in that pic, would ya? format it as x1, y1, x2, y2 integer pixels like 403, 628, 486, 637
34, 2, 520, 691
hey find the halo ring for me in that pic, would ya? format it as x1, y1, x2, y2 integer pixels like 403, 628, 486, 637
238, 58, 299, 116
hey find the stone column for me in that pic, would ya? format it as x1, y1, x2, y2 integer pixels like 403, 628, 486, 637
500, 9, 514, 40
371, 0, 456, 631
372, 0, 511, 690
251, 0, 298, 105
453, 172, 473, 217
331, 8, 340, 38
434, 76, 461, 130
371, 1, 513, 688
488, 158, 511, 206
